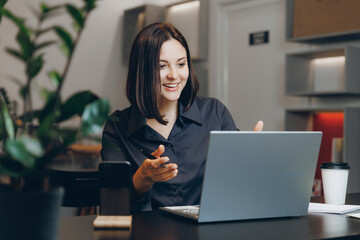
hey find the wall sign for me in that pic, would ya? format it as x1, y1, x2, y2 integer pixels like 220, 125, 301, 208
249, 31, 269, 45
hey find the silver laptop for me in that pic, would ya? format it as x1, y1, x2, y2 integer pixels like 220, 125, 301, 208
160, 131, 322, 223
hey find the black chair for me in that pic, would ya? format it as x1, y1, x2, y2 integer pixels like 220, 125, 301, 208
50, 169, 99, 215
50, 145, 101, 207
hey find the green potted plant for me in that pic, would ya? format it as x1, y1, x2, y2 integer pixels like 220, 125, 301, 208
0, 0, 109, 239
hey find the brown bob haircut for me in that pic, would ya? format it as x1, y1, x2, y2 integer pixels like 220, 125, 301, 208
126, 22, 199, 125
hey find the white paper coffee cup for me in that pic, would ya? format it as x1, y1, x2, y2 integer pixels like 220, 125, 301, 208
321, 162, 350, 205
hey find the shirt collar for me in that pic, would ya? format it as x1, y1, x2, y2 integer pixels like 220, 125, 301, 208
127, 106, 147, 137
179, 100, 203, 125
126, 99, 203, 137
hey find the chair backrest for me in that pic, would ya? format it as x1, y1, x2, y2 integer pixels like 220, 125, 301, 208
50, 169, 99, 207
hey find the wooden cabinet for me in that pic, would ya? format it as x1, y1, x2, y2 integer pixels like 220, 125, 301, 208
286, 0, 360, 43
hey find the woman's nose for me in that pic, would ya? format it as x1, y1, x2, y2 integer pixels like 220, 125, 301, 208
167, 68, 178, 79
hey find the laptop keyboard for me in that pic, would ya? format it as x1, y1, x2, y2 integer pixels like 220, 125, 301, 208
170, 206, 199, 219
180, 208, 199, 216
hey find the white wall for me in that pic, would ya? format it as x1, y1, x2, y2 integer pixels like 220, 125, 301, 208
5, 0, 360, 132
0, 0, 183, 116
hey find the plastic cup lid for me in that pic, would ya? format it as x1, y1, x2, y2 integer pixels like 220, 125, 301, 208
320, 162, 350, 169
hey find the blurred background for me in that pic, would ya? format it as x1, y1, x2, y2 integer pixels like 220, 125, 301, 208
2, 0, 360, 213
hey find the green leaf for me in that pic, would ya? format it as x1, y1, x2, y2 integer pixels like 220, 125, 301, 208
35, 40, 56, 51
0, 0, 7, 8
84, 0, 96, 11
5, 48, 26, 62
21, 135, 44, 157
35, 26, 53, 37
0, 8, 30, 35
38, 112, 55, 139
0, 155, 25, 178
0, 0, 8, 23
19, 85, 29, 99
81, 99, 110, 135
16, 31, 33, 59
40, 88, 56, 102
0, 100, 14, 139
60, 43, 70, 57
54, 26, 73, 56
38, 94, 60, 138
66, 4, 84, 28
5, 139, 36, 168
0, 87, 18, 122
47, 70, 62, 88
58, 128, 78, 147
72, 22, 80, 32
38, 109, 61, 142
58, 91, 99, 122
27, 54, 44, 79
40, 3, 62, 14
0, 107, 4, 140
40, 3, 50, 13
40, 4, 62, 22
38, 93, 57, 123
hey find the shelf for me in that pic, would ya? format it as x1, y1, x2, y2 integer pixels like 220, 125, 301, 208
122, 4, 164, 63
286, 0, 360, 44
122, 0, 207, 63
285, 46, 360, 96
287, 31, 360, 45
285, 108, 360, 193
165, 0, 207, 59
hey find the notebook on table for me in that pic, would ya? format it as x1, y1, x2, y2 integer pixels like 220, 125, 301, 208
160, 131, 322, 223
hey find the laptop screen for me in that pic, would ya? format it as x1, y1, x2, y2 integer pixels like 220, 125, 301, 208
198, 131, 322, 222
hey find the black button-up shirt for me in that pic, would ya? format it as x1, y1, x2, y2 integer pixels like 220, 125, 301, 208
101, 96, 237, 211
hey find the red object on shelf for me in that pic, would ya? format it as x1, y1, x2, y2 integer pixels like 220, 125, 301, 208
313, 112, 344, 181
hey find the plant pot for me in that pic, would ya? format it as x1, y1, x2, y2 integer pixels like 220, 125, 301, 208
0, 187, 64, 240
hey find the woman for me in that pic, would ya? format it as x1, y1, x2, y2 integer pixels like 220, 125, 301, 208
101, 22, 263, 211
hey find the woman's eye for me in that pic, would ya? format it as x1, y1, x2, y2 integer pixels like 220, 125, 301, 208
160, 64, 167, 69
178, 62, 186, 67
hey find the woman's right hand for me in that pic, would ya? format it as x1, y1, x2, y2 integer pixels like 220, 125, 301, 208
133, 144, 178, 196
253, 120, 264, 131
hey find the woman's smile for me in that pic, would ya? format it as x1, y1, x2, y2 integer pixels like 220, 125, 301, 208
162, 83, 180, 91
159, 38, 189, 103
